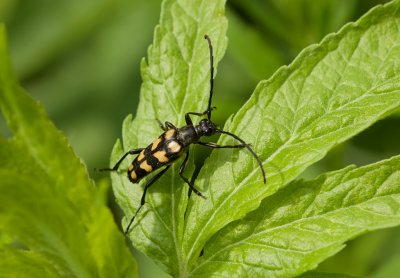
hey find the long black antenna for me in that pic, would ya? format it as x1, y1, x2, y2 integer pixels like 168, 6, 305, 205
217, 129, 266, 184
204, 35, 214, 120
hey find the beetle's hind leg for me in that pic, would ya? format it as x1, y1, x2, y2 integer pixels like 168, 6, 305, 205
125, 165, 171, 234
99, 148, 144, 172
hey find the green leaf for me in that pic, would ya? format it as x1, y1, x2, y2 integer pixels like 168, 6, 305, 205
110, 0, 400, 276
0, 249, 62, 278
0, 24, 137, 277
191, 155, 400, 277
299, 272, 359, 278
110, 0, 227, 275
182, 0, 400, 270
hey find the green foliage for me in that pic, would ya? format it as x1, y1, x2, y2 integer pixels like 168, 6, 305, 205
2, 0, 400, 277
110, 0, 400, 277
0, 25, 137, 277
1, 0, 161, 178
193, 156, 400, 277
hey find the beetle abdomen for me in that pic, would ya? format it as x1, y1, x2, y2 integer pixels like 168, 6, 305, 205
127, 128, 184, 183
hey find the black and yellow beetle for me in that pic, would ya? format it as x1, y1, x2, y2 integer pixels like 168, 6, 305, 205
102, 35, 266, 234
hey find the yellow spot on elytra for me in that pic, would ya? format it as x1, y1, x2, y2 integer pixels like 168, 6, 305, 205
140, 160, 153, 172
138, 150, 145, 161
154, 150, 169, 163
128, 164, 134, 171
165, 129, 175, 140
151, 138, 162, 150
130, 171, 137, 181
167, 141, 181, 153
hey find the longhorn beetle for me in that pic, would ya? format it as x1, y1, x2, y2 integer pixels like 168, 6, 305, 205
102, 35, 266, 234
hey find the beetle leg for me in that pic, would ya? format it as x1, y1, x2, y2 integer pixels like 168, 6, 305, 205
165, 121, 176, 129
157, 119, 167, 131
185, 111, 207, 125
179, 151, 206, 199
185, 107, 216, 125
156, 120, 176, 131
99, 148, 144, 171
185, 113, 195, 125
197, 141, 247, 149
125, 165, 171, 234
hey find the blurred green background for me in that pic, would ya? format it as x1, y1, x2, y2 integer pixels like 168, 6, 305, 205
1, 0, 400, 277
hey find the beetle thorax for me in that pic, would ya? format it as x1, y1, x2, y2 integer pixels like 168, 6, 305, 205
176, 125, 198, 146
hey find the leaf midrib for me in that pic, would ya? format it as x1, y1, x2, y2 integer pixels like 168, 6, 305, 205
158, 4, 206, 274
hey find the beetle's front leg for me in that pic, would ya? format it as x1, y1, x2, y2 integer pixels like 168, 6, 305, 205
197, 141, 247, 149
